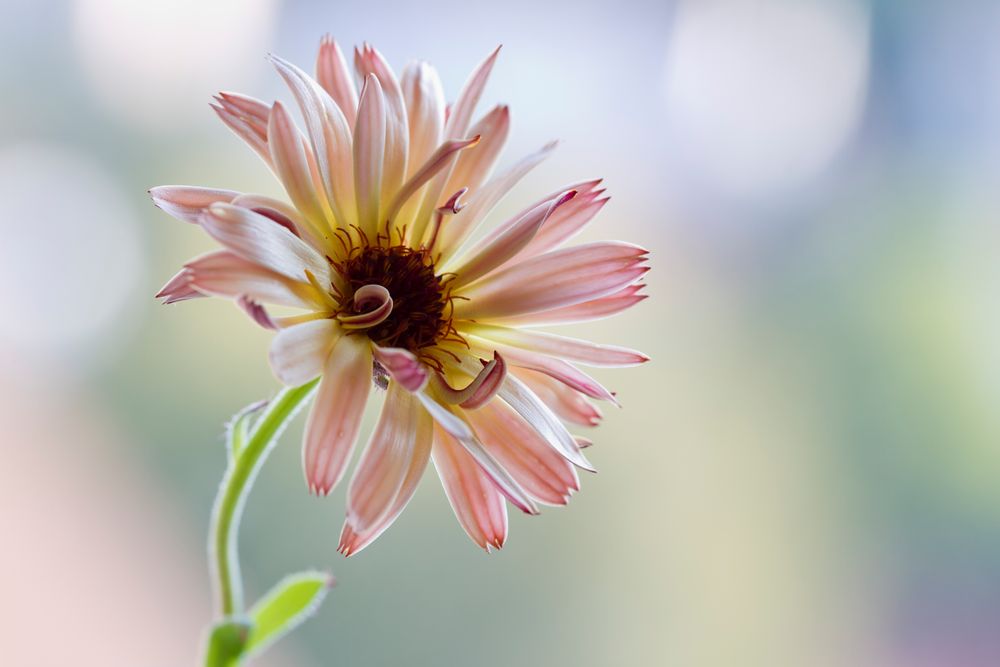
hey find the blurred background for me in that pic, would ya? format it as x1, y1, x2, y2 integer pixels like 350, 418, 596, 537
2, 0, 999, 665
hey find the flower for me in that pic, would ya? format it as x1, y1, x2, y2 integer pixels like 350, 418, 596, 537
153, 39, 649, 555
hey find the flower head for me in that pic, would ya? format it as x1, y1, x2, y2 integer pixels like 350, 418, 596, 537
153, 39, 649, 554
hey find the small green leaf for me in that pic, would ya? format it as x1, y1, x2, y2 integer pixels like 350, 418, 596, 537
204, 618, 252, 667
225, 399, 267, 462
244, 570, 333, 658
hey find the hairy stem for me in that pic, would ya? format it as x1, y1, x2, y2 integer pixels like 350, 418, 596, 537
208, 380, 319, 617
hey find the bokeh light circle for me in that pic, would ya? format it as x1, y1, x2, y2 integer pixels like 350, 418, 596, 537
72, 0, 278, 130
662, 0, 871, 199
0, 144, 143, 363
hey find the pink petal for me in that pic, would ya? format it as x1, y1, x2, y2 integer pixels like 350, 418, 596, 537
467, 323, 649, 367
397, 61, 446, 235
353, 74, 387, 237
466, 399, 579, 506
212, 95, 272, 167
498, 374, 596, 472
346, 383, 433, 534
513, 368, 603, 428
268, 318, 340, 386
448, 190, 576, 287
461, 179, 600, 257
454, 242, 648, 320
355, 44, 408, 212
445, 45, 501, 142
431, 424, 508, 551
270, 54, 356, 232
492, 283, 647, 326
149, 186, 239, 224
199, 203, 332, 289
303, 335, 373, 495
522, 189, 609, 258
181, 250, 320, 309
155, 268, 205, 303
338, 407, 433, 556
268, 101, 330, 230
416, 391, 538, 515
236, 295, 277, 330
434, 141, 557, 260
227, 193, 335, 252
443, 104, 510, 202
216, 92, 270, 126
316, 36, 358, 129
372, 346, 429, 392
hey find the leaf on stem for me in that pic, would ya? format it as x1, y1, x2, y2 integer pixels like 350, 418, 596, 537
204, 618, 252, 667
225, 399, 268, 462
243, 570, 334, 658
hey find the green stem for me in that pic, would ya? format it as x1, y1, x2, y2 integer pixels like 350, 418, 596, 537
207, 380, 319, 617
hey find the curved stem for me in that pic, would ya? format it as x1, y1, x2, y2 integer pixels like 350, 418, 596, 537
208, 380, 319, 617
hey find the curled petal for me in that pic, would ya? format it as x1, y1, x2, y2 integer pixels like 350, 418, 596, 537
469, 336, 618, 404
236, 295, 277, 330
337, 284, 393, 330
149, 186, 239, 224
372, 346, 429, 392
430, 352, 507, 409
438, 187, 468, 215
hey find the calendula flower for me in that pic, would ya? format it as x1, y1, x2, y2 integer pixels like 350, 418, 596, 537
153, 39, 648, 555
